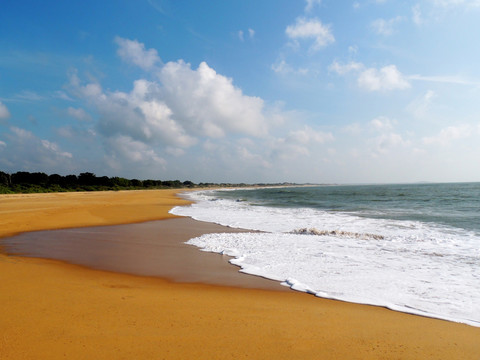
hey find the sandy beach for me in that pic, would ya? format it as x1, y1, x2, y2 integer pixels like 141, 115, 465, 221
1, 190, 479, 359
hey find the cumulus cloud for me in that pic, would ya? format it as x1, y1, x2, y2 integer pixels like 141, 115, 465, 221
285, 17, 334, 51
114, 37, 161, 71
158, 60, 270, 137
0, 101, 10, 121
75, 78, 196, 148
65, 37, 289, 176
358, 65, 410, 91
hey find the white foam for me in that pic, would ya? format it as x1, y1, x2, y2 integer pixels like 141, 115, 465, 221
171, 190, 480, 327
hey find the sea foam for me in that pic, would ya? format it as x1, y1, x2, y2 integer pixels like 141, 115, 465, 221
170, 189, 480, 327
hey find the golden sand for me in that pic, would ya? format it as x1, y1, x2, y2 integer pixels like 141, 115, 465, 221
0, 190, 188, 238
1, 190, 479, 359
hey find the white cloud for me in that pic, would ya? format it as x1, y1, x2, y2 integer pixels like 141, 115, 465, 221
370, 116, 395, 131
70, 74, 196, 148
114, 37, 161, 71
358, 65, 410, 91
10, 126, 33, 140
271, 60, 309, 75
342, 123, 362, 134
272, 60, 290, 74
146, 0, 167, 14
271, 126, 334, 160
305, 0, 322, 12
408, 74, 480, 86
412, 4, 423, 25
431, 0, 480, 8
56, 126, 96, 140
68, 39, 287, 177
238, 29, 255, 42
67, 107, 92, 121
41, 139, 73, 158
364, 116, 410, 156
422, 125, 471, 145
158, 60, 270, 137
330, 61, 410, 91
370, 16, 403, 36
235, 144, 270, 168
166, 147, 185, 157
329, 60, 363, 75
15, 90, 44, 101
104, 135, 166, 170
285, 17, 334, 51
407, 90, 436, 118
55, 90, 74, 101
288, 126, 334, 144
0, 126, 73, 172
0, 101, 10, 121
371, 132, 408, 155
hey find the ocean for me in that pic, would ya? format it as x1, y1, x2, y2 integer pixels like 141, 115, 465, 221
170, 183, 480, 327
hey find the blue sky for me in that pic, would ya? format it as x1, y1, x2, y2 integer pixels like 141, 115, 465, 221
1, 0, 480, 183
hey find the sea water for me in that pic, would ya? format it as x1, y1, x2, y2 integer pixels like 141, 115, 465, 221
170, 183, 480, 327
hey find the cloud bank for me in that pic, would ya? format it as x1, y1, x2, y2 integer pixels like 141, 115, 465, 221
64, 38, 302, 178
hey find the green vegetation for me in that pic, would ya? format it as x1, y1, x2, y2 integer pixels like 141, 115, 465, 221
0, 171, 195, 194
0, 171, 295, 194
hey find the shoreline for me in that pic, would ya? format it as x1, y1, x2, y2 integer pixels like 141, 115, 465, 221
1, 189, 479, 359
2, 217, 286, 291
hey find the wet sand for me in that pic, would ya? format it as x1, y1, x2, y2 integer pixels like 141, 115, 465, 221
1, 190, 479, 359
2, 218, 284, 290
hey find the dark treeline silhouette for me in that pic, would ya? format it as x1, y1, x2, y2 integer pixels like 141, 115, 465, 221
0, 171, 198, 193
0, 170, 285, 194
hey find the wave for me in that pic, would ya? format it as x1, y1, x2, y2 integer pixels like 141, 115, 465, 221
291, 228, 385, 240
171, 189, 480, 327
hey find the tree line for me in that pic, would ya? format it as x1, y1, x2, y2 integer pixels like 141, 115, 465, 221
0, 171, 198, 193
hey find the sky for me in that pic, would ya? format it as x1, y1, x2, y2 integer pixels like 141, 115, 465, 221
1, 0, 480, 184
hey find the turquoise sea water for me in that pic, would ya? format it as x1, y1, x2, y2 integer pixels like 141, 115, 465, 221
171, 183, 480, 326
215, 182, 480, 233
